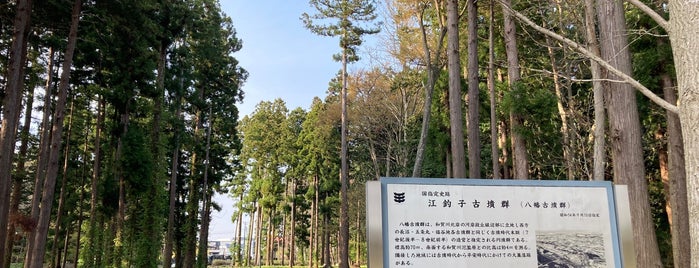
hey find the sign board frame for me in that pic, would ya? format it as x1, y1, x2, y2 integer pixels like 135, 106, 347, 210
368, 178, 627, 268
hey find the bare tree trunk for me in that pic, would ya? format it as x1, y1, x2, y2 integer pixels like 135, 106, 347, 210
197, 108, 213, 268
665, 2, 699, 266
309, 174, 319, 268
51, 97, 75, 268
488, 0, 500, 179
660, 73, 691, 268
501, 0, 528, 179
245, 203, 256, 266
163, 96, 181, 268
24, 45, 54, 268
583, 0, 606, 181
290, 180, 296, 267
596, 0, 661, 266
255, 206, 263, 266
446, 0, 466, 178
4, 82, 34, 268
25, 0, 82, 268
467, 0, 481, 179
60, 224, 71, 268
322, 214, 331, 268
0, 0, 32, 262
413, 3, 446, 177
545, 37, 573, 180
282, 205, 287, 266
184, 101, 204, 268
26, 2, 80, 267
234, 208, 243, 265
355, 198, 360, 265
266, 210, 274, 266
338, 29, 351, 268
86, 97, 104, 268
74, 132, 88, 265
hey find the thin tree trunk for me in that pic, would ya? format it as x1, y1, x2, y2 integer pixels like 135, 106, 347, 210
290, 180, 296, 267
488, 0, 500, 179
597, 0, 661, 267
24, 45, 55, 268
255, 205, 263, 266
660, 73, 690, 268
446, 0, 466, 178
355, 198, 360, 265
245, 203, 256, 266
196, 107, 213, 268
87, 96, 104, 268
411, 4, 446, 177
234, 207, 243, 265
26, 2, 80, 267
266, 210, 274, 265
322, 214, 331, 268
163, 98, 181, 268
501, 0, 528, 179
114, 108, 129, 267
74, 129, 88, 266
467, 0, 481, 179
310, 174, 319, 268
51, 97, 75, 268
4, 82, 34, 268
282, 205, 287, 266
184, 103, 204, 268
61, 224, 71, 268
339, 39, 351, 268
0, 0, 32, 262
545, 37, 573, 180
584, 0, 605, 181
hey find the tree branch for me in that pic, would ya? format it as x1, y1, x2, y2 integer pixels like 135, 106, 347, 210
626, 0, 669, 31
497, 0, 678, 114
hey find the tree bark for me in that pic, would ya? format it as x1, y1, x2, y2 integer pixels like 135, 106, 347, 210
488, 0, 500, 179
446, 0, 466, 178
597, 1, 662, 267
24, 45, 55, 268
0, 0, 32, 262
290, 180, 297, 267
660, 57, 691, 268
545, 35, 573, 180
339, 39, 351, 268
4, 81, 34, 268
51, 97, 75, 268
163, 96, 181, 268
501, 0, 528, 179
86, 96, 104, 268
244, 202, 256, 266
467, 0, 481, 179
196, 107, 213, 268
412, 4, 446, 177
667, 2, 699, 267
322, 214, 331, 268
255, 205, 263, 266
584, 0, 606, 181
26, 1, 81, 267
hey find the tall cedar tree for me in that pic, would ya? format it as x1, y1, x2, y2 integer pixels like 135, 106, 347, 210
446, 0, 466, 177
25, 1, 81, 267
302, 1, 379, 267
0, 0, 32, 262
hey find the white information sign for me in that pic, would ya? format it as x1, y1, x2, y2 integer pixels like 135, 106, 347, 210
381, 178, 622, 268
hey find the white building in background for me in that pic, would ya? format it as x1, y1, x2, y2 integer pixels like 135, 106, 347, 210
207, 239, 234, 259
